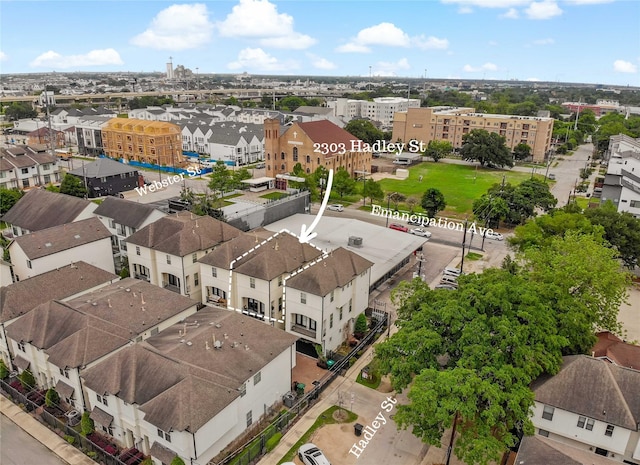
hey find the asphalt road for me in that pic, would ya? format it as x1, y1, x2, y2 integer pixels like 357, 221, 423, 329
548, 143, 595, 207
0, 415, 67, 465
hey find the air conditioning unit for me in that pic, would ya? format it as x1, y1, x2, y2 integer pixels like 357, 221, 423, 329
348, 236, 363, 247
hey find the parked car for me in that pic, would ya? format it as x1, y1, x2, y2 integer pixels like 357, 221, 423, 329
435, 284, 457, 290
409, 228, 432, 238
440, 275, 458, 285
548, 173, 556, 180
255, 162, 266, 169
389, 223, 409, 232
484, 231, 504, 241
327, 204, 344, 212
299, 443, 331, 465
407, 218, 422, 226
444, 267, 462, 277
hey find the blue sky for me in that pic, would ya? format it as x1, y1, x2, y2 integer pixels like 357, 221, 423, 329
1, 0, 639, 86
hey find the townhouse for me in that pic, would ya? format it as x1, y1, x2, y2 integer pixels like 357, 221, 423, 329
1, 189, 97, 237
9, 217, 114, 280
5, 278, 198, 411
199, 230, 324, 327
67, 157, 142, 198
75, 115, 112, 157
600, 139, 640, 218
392, 106, 554, 162
0, 146, 62, 190
0, 262, 118, 366
126, 211, 242, 301
80, 307, 298, 465
93, 196, 166, 263
530, 355, 640, 463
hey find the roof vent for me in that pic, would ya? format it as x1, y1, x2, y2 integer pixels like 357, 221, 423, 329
215, 323, 222, 328
186, 341, 192, 346
214, 340, 222, 349
348, 236, 363, 247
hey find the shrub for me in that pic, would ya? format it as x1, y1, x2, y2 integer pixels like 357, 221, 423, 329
0, 359, 8, 379
171, 457, 186, 465
140, 459, 154, 465
87, 451, 98, 459
354, 313, 368, 338
265, 432, 282, 452
18, 369, 36, 391
45, 388, 60, 408
64, 435, 75, 445
81, 411, 95, 436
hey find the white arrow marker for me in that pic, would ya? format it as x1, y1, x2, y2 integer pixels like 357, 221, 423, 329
299, 169, 334, 244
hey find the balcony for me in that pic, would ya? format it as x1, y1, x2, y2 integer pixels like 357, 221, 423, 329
291, 324, 317, 339
134, 274, 150, 282
163, 283, 181, 294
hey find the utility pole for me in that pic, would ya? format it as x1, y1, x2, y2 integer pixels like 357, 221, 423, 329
460, 219, 469, 273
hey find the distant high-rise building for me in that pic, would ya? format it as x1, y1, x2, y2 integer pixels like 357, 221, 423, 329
166, 56, 174, 80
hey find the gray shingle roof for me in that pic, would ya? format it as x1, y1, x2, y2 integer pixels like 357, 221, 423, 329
1, 190, 93, 232
0, 261, 118, 323
93, 196, 164, 229
286, 247, 373, 296
68, 157, 138, 178
126, 211, 242, 257
532, 355, 640, 430
12, 217, 111, 260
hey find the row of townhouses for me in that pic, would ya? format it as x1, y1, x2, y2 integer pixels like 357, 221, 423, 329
601, 134, 640, 218
0, 146, 63, 190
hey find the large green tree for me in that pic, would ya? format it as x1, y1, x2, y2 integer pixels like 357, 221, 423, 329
3, 102, 37, 121
424, 140, 453, 162
420, 188, 446, 218
208, 161, 232, 195
459, 129, 514, 168
362, 178, 383, 205
0, 187, 24, 215
584, 202, 640, 269
344, 119, 385, 145
512, 143, 532, 161
376, 269, 565, 465
332, 167, 356, 198
59, 174, 87, 198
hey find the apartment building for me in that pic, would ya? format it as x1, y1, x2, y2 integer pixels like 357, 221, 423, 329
392, 106, 554, 162
75, 116, 111, 157
126, 212, 242, 301
264, 119, 372, 183
531, 355, 640, 463
102, 118, 182, 167
0, 146, 62, 190
328, 97, 420, 127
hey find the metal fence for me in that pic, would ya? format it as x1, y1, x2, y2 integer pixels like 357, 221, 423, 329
213, 314, 388, 465
0, 379, 128, 465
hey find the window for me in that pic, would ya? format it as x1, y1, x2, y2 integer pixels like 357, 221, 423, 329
586, 418, 595, 431
44, 174, 51, 184
300, 292, 306, 304
239, 383, 246, 397
293, 147, 298, 162
309, 319, 317, 331
136, 246, 140, 256
253, 371, 261, 385
250, 277, 255, 289
605, 425, 614, 437
577, 416, 586, 428
157, 428, 171, 442
349, 298, 352, 313
295, 314, 306, 326
97, 394, 108, 406
630, 200, 640, 208
538, 429, 549, 437
166, 255, 171, 265
27, 260, 32, 269
17, 342, 25, 352
192, 253, 198, 263
194, 273, 199, 286
21, 168, 29, 174
329, 314, 333, 328
339, 307, 343, 321
246, 410, 253, 427
212, 267, 217, 277
278, 275, 282, 287
542, 405, 554, 421
330, 290, 334, 302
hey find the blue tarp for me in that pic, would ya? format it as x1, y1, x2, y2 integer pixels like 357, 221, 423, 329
97, 155, 212, 175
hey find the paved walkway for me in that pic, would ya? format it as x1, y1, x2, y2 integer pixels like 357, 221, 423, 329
0, 396, 98, 465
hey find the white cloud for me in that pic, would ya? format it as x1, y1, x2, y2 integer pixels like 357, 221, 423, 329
307, 53, 336, 70
227, 47, 298, 71
458, 6, 473, 13
30, 49, 123, 69
613, 60, 638, 73
532, 38, 555, 45
463, 62, 498, 72
374, 58, 411, 77
500, 8, 519, 18
338, 22, 448, 53
526, 77, 541, 81
442, 0, 530, 7
564, 0, 613, 4
217, 0, 315, 49
131, 3, 213, 51
525, 0, 563, 19
0, 51, 7, 61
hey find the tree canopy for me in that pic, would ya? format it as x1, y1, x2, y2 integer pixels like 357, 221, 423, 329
459, 129, 514, 168
424, 140, 453, 162
332, 167, 356, 198
512, 143, 532, 161
363, 178, 383, 204
0, 188, 24, 215
420, 188, 446, 217
60, 174, 87, 198
344, 119, 386, 145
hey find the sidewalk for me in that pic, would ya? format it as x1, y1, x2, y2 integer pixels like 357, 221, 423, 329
0, 395, 98, 465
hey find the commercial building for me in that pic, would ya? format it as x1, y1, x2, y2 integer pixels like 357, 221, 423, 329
392, 106, 554, 162
101, 118, 182, 167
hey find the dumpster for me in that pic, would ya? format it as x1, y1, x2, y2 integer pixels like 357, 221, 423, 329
354, 423, 364, 436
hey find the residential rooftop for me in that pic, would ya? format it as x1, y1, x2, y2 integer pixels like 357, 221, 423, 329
94, 196, 165, 229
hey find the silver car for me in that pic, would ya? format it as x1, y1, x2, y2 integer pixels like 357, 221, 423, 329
409, 228, 432, 238
327, 204, 344, 212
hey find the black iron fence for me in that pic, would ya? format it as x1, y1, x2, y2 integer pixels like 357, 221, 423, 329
0, 378, 128, 465
213, 314, 388, 465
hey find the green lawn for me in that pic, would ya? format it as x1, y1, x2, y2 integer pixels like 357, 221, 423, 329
378, 161, 538, 215
260, 192, 288, 201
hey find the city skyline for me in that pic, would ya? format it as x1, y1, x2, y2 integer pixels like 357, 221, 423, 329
1, 0, 639, 87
